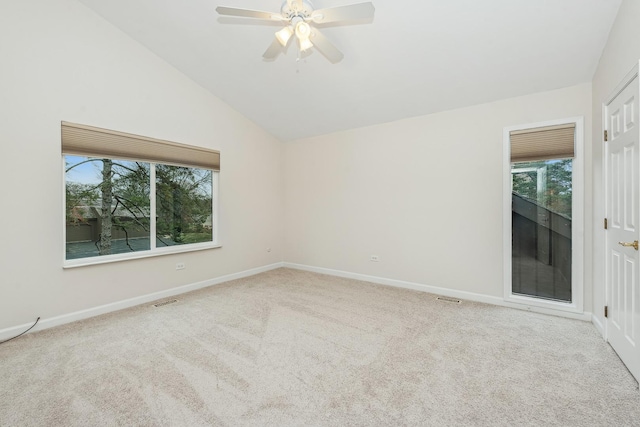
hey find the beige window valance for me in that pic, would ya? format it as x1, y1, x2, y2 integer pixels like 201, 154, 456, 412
61, 121, 220, 171
510, 123, 575, 163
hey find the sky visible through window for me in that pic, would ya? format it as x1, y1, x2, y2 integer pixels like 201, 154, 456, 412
65, 155, 102, 184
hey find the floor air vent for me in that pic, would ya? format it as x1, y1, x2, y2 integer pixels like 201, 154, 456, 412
436, 296, 461, 304
152, 299, 178, 308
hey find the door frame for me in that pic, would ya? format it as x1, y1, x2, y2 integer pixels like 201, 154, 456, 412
602, 62, 640, 341
502, 116, 585, 314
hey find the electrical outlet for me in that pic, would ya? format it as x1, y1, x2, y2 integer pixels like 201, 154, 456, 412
370, 255, 379, 262
175, 262, 185, 270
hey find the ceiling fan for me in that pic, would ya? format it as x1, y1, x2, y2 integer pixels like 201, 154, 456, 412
216, 0, 375, 63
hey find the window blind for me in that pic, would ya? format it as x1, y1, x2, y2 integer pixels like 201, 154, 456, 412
510, 123, 575, 163
61, 121, 220, 171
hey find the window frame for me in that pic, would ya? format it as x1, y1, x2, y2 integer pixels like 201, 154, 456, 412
62, 157, 220, 269
502, 117, 584, 314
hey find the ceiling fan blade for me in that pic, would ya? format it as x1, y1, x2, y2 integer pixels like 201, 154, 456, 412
310, 29, 344, 63
216, 6, 282, 21
263, 38, 284, 60
312, 2, 375, 24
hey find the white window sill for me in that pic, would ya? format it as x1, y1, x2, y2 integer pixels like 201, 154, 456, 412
63, 242, 222, 269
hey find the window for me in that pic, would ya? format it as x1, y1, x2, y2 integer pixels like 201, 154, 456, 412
503, 118, 584, 313
62, 122, 220, 266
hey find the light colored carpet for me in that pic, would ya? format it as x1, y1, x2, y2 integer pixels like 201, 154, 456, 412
0, 268, 638, 426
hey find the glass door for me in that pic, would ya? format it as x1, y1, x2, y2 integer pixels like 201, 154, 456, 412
511, 159, 572, 302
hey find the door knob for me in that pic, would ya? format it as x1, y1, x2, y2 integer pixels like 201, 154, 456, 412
618, 240, 639, 250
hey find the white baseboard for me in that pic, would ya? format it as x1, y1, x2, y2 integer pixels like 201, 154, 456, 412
2, 261, 592, 342
592, 314, 605, 337
0, 262, 284, 342
284, 262, 593, 322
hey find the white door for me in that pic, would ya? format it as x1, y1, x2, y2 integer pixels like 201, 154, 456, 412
606, 74, 640, 381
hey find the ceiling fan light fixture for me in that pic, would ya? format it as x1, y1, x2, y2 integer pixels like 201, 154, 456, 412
275, 26, 294, 46
294, 20, 313, 51
295, 21, 311, 40
298, 37, 313, 51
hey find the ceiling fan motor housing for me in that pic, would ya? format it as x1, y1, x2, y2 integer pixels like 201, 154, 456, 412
281, 0, 315, 20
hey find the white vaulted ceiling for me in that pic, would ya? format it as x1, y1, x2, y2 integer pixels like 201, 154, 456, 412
78, 0, 621, 141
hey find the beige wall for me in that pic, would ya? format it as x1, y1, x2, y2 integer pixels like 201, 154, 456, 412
284, 84, 592, 307
0, 0, 283, 330
591, 0, 640, 332
2, 0, 625, 333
